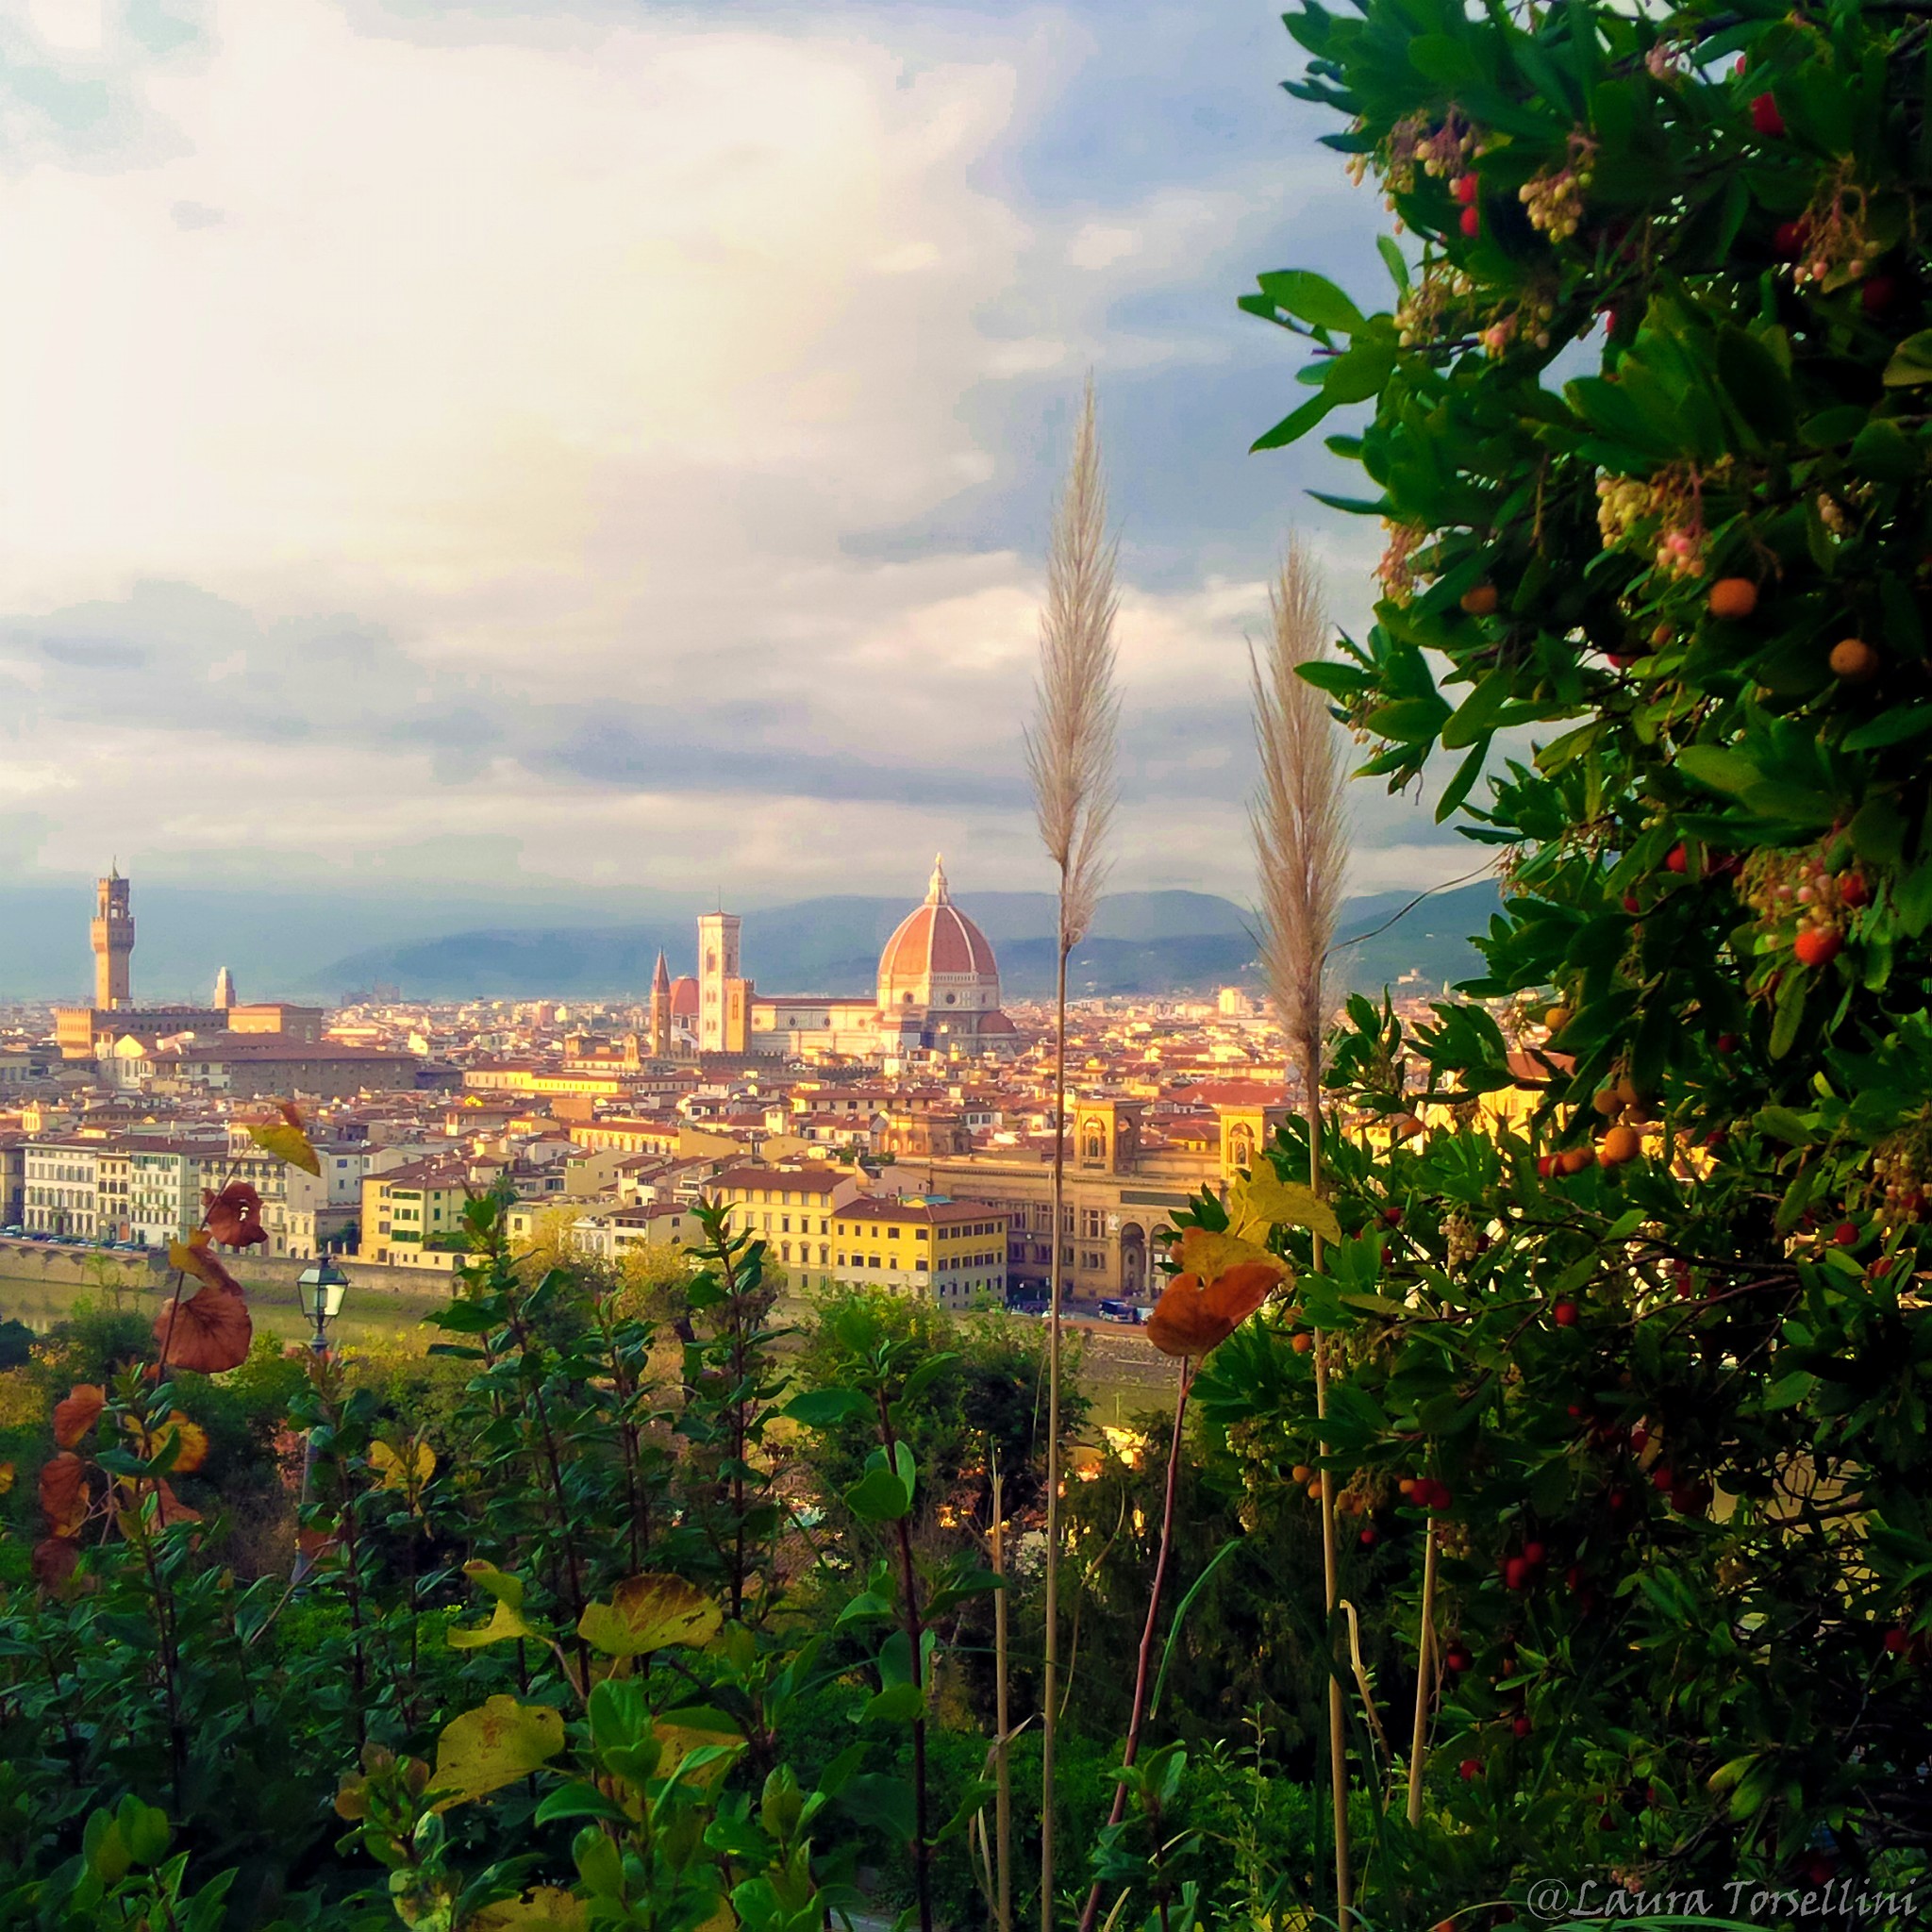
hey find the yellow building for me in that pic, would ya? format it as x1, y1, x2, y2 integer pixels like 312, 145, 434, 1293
829, 1196, 1011, 1309
707, 1163, 867, 1291
359, 1159, 474, 1271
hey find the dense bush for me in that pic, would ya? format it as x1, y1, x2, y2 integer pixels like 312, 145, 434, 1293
1221, 0, 1932, 1918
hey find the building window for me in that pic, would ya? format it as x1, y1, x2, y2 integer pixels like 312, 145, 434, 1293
1081, 1208, 1104, 1240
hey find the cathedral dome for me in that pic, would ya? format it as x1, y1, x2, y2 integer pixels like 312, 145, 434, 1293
877, 858, 1000, 1013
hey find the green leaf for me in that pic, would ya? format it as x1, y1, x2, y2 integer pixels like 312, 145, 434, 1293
1676, 746, 1762, 797
1250, 390, 1336, 453
578, 1575, 723, 1657
1851, 417, 1918, 483
837, 1774, 916, 1842
1882, 330, 1932, 387
427, 1696, 565, 1811
783, 1388, 872, 1428
844, 1460, 913, 1523
1843, 705, 1932, 751
1752, 1107, 1819, 1146
1375, 234, 1409, 292
1255, 269, 1364, 333
1769, 968, 1808, 1062
533, 1782, 631, 1827
860, 1682, 926, 1724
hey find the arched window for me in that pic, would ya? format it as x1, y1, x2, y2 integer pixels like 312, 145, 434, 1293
1084, 1130, 1106, 1159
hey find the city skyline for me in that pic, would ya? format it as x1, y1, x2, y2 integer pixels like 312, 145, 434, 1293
0, 0, 1470, 913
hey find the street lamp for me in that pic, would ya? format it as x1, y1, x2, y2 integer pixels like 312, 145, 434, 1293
291, 1258, 349, 1585
295, 1257, 349, 1358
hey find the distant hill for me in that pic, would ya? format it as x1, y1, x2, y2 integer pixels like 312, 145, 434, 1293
313, 881, 1500, 1003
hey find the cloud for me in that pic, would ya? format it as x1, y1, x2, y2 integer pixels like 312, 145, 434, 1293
0, 0, 1468, 914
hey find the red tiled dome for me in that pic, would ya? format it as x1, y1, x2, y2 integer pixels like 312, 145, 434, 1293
876, 858, 999, 1009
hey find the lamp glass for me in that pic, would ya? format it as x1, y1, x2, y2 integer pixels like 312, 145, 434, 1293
322, 1277, 347, 1320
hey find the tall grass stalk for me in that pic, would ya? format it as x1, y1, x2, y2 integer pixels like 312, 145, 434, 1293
1076, 1356, 1194, 1932
1024, 376, 1121, 1931
1249, 538, 1350, 1924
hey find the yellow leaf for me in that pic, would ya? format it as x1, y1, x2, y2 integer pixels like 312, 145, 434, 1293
578, 1574, 723, 1657
446, 1599, 540, 1652
652, 1709, 743, 1791
123, 1410, 209, 1475
368, 1439, 436, 1491
470, 1889, 586, 1930
427, 1696, 564, 1811
0, 1461, 13, 1496
1227, 1169, 1341, 1245
1173, 1227, 1287, 1287
463, 1559, 526, 1609
247, 1119, 322, 1176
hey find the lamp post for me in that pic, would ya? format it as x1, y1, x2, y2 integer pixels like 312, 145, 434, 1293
291, 1257, 349, 1585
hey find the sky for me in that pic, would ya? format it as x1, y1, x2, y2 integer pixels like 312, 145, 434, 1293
0, 0, 1472, 923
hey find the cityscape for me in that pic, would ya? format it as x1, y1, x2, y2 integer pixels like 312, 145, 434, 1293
3, 0, 1923, 1924
0, 858, 1449, 1316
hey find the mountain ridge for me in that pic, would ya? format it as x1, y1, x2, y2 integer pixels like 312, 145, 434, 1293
313, 882, 1501, 1002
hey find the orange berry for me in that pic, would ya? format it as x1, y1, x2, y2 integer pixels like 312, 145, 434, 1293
1829, 637, 1880, 683
1459, 584, 1499, 616
1557, 1147, 1594, 1175
1707, 577, 1758, 621
1598, 1124, 1641, 1167
1291, 1332, 1314, 1354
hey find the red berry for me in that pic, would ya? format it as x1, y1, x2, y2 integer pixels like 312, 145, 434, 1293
1459, 1758, 1480, 1780
1445, 1644, 1474, 1673
1752, 92, 1785, 137
1566, 1565, 1584, 1591
1773, 219, 1808, 261
1673, 1480, 1712, 1515
1653, 1465, 1675, 1491
1459, 205, 1480, 239
1833, 1221, 1859, 1247
1715, 1033, 1739, 1054
1536, 1154, 1556, 1178
1504, 1556, 1531, 1591
1359, 1525, 1379, 1547
1840, 872, 1872, 908
1454, 174, 1479, 206
1382, 1205, 1403, 1225
1513, 1714, 1532, 1738
1861, 275, 1897, 314
1553, 1301, 1578, 1327
1665, 842, 1688, 874
1795, 926, 1844, 969
1628, 1426, 1650, 1454
1871, 1256, 1895, 1279
1622, 893, 1641, 914
1523, 1540, 1546, 1566
1567, 1404, 1586, 1420
1429, 1482, 1453, 1511
1883, 1626, 1910, 1654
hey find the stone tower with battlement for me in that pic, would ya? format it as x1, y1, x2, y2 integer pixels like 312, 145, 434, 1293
91, 870, 134, 1009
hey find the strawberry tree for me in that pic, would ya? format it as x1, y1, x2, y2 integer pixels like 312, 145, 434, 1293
1220, 0, 1932, 1917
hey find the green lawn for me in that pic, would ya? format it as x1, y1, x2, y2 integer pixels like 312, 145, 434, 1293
0, 1273, 1175, 1419
0, 1273, 449, 1353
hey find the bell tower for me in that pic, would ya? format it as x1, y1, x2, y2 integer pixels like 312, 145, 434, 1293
696, 911, 751, 1054
91, 868, 134, 1009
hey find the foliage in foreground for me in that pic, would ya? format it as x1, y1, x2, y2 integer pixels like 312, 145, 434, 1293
1226, 0, 1932, 1918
